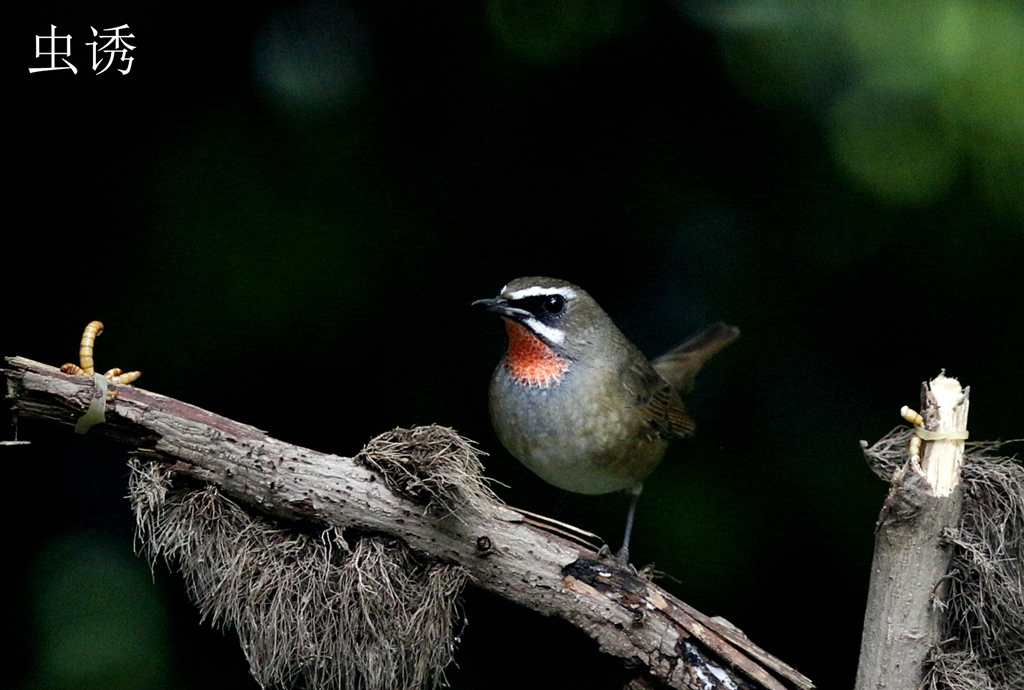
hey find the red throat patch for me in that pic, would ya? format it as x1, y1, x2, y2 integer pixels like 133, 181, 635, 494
502, 319, 570, 387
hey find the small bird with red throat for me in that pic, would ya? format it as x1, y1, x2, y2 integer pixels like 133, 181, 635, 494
474, 277, 739, 565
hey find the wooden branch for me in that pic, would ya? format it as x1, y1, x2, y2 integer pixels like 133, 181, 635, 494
854, 374, 969, 690
4, 356, 812, 690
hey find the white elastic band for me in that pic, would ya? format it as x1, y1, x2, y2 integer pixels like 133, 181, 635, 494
914, 427, 969, 442
75, 374, 108, 434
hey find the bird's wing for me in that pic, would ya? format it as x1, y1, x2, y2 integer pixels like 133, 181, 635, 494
626, 358, 696, 439
650, 381, 697, 438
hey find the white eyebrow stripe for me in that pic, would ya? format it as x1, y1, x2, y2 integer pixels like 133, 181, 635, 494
523, 317, 566, 345
505, 285, 578, 301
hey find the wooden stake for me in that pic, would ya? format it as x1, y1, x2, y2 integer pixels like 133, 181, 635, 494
855, 373, 969, 690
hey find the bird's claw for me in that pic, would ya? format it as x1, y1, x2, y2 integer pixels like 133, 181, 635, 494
597, 543, 635, 572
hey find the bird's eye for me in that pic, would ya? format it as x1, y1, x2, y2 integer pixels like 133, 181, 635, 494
543, 295, 566, 314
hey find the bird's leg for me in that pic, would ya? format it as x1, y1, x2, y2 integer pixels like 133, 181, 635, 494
614, 482, 643, 566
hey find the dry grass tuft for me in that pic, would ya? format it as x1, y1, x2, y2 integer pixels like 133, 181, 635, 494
356, 425, 501, 519
129, 458, 466, 690
928, 451, 1024, 690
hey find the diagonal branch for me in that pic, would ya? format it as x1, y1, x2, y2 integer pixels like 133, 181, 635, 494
4, 355, 812, 690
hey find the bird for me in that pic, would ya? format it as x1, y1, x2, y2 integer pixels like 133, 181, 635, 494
474, 276, 739, 565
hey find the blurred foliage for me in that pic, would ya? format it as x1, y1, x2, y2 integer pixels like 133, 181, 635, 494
12, 0, 1023, 689
694, 0, 1024, 213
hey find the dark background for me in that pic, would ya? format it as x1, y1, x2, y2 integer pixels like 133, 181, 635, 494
11, 1, 1023, 689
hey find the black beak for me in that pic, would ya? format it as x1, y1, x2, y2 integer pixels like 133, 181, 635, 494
472, 297, 530, 320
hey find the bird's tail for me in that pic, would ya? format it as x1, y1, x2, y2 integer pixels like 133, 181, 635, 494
651, 322, 740, 395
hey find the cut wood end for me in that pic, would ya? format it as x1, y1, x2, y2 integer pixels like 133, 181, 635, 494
930, 374, 966, 419
921, 373, 969, 497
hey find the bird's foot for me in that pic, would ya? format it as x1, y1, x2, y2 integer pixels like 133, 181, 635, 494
597, 543, 635, 572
